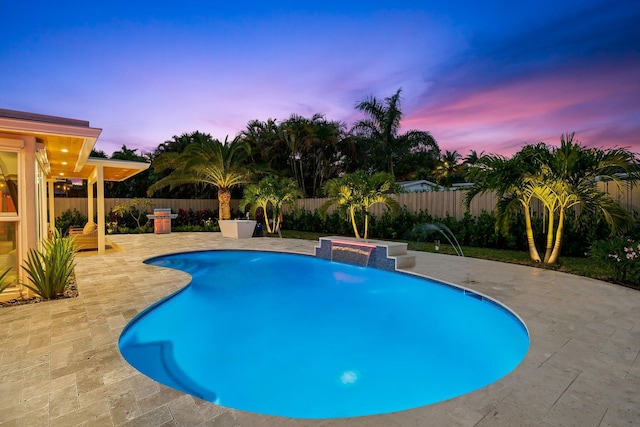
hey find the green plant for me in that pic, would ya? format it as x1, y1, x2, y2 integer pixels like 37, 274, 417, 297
112, 198, 154, 231
590, 236, 640, 284
320, 171, 400, 239
22, 229, 76, 299
55, 208, 88, 235
0, 266, 15, 295
241, 176, 303, 234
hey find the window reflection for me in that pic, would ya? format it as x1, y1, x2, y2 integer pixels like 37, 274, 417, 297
0, 152, 18, 215
0, 221, 17, 286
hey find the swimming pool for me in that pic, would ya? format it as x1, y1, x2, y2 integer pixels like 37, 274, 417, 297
119, 250, 529, 419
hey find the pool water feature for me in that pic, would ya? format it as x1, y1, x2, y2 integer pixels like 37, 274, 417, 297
119, 250, 529, 419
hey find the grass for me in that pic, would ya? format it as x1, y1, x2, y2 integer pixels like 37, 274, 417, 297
277, 230, 615, 283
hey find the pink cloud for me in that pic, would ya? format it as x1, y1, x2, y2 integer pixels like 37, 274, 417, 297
404, 60, 640, 156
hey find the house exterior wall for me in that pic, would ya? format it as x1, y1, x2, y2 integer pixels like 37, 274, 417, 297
0, 133, 38, 300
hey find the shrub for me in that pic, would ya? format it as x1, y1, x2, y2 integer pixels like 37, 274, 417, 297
22, 229, 76, 299
590, 237, 640, 285
55, 209, 88, 235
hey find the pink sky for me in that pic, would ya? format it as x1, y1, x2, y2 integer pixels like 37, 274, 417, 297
1, 1, 638, 158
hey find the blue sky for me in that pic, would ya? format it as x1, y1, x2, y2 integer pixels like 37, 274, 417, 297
1, 1, 638, 157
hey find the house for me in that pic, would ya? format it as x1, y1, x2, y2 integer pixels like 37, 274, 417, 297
397, 180, 445, 192
0, 109, 150, 301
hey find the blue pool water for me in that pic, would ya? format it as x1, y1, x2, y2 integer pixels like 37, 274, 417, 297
119, 250, 529, 419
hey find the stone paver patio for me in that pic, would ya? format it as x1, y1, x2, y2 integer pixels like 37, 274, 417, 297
1, 232, 639, 426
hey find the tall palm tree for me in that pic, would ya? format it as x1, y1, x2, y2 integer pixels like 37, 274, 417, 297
240, 176, 303, 234
240, 118, 282, 175
353, 88, 438, 177
320, 171, 400, 239
148, 136, 250, 220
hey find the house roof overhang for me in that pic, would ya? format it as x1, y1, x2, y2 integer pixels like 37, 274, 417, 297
0, 109, 149, 181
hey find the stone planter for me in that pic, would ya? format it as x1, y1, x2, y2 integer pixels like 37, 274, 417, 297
218, 220, 257, 239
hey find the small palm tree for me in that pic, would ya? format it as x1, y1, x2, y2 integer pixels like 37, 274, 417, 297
240, 177, 303, 234
148, 136, 250, 220
466, 134, 638, 264
466, 151, 544, 262
433, 150, 463, 187
320, 171, 400, 239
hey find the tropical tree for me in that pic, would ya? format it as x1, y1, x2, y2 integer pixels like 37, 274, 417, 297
106, 145, 152, 198
466, 134, 638, 264
466, 149, 545, 262
149, 131, 218, 199
240, 176, 303, 234
433, 150, 464, 187
240, 118, 283, 176
537, 133, 638, 263
320, 171, 400, 239
352, 88, 439, 177
239, 114, 345, 197
148, 136, 250, 220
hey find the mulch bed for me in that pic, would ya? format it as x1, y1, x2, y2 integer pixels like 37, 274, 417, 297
0, 273, 78, 308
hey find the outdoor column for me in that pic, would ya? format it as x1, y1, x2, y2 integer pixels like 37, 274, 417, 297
47, 180, 55, 235
96, 165, 106, 255
87, 179, 94, 223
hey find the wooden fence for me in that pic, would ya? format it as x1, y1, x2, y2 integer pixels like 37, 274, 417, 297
53, 181, 640, 221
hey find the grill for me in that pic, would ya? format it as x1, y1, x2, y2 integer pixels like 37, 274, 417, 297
147, 208, 178, 234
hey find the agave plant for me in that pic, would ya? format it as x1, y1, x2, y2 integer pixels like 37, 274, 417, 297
22, 229, 76, 299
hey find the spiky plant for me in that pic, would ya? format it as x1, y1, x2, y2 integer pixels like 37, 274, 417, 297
22, 229, 76, 299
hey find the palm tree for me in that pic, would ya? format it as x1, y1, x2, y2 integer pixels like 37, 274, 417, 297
320, 171, 400, 239
466, 151, 544, 262
148, 136, 250, 220
240, 176, 303, 234
353, 88, 438, 177
433, 150, 463, 187
240, 118, 283, 176
539, 133, 637, 263
466, 134, 638, 264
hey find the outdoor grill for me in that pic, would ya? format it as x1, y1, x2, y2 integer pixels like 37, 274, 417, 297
147, 208, 178, 234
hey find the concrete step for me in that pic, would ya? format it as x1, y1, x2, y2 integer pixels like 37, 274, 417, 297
384, 242, 409, 257
392, 254, 416, 269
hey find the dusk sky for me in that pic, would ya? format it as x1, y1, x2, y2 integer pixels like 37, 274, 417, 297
2, 1, 639, 157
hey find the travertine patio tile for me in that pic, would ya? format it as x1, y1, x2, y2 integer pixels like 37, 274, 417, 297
50, 384, 79, 418
167, 395, 205, 426
120, 405, 173, 427
228, 411, 272, 427
108, 390, 142, 425
78, 379, 130, 409
76, 366, 106, 395
1, 233, 640, 426
50, 399, 110, 427
9, 405, 50, 427
22, 360, 50, 388
82, 411, 115, 427
0, 394, 48, 424
103, 364, 138, 386
126, 373, 162, 402
22, 372, 76, 400
137, 386, 185, 414
0, 378, 23, 412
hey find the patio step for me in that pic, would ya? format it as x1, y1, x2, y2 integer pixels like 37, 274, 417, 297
391, 253, 416, 269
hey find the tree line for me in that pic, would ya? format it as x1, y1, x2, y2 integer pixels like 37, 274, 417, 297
95, 88, 476, 199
